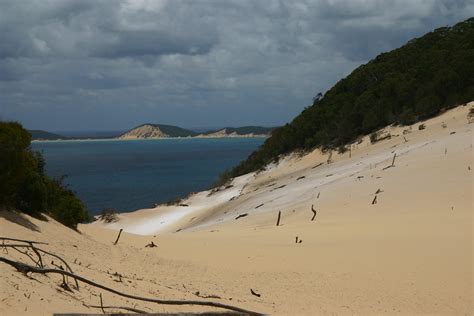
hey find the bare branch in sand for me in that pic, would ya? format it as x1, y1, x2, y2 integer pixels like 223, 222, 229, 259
0, 242, 79, 289
0, 256, 263, 315
382, 153, 397, 170
372, 195, 377, 205
311, 205, 317, 221
250, 289, 261, 298
0, 237, 48, 245
113, 229, 123, 245
235, 213, 248, 220
276, 211, 281, 226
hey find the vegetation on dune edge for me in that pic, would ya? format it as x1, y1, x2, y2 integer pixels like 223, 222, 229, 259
0, 122, 90, 229
219, 17, 474, 184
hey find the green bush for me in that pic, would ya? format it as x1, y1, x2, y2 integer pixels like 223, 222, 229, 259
0, 121, 90, 229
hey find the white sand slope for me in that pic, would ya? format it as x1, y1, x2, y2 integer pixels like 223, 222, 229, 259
1, 103, 473, 315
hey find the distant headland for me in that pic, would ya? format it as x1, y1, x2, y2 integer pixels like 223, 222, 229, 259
29, 124, 275, 141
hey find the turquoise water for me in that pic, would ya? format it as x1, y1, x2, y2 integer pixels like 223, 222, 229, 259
31, 138, 264, 215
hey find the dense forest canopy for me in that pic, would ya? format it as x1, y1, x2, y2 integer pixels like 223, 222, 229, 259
224, 17, 474, 180
0, 122, 89, 228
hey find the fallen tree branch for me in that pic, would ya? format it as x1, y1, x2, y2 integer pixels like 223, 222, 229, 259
113, 229, 123, 245
0, 256, 263, 315
311, 205, 317, 221
0, 244, 79, 289
276, 211, 281, 226
0, 237, 48, 245
86, 304, 148, 314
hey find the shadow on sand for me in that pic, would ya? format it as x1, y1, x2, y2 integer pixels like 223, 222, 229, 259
0, 210, 45, 232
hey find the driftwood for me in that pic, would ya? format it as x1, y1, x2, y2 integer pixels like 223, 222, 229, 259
145, 241, 157, 248
317, 192, 321, 199
0, 237, 48, 245
250, 289, 261, 298
255, 203, 264, 209
270, 184, 286, 192
0, 242, 79, 289
311, 205, 317, 221
312, 162, 324, 169
382, 153, 396, 170
235, 213, 248, 220
0, 256, 263, 315
276, 211, 281, 226
296, 176, 306, 181
372, 195, 377, 205
194, 291, 221, 299
86, 303, 148, 314
113, 229, 123, 245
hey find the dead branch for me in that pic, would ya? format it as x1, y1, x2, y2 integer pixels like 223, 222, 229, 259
145, 242, 157, 248
311, 205, 317, 221
382, 153, 396, 170
250, 289, 261, 298
276, 211, 281, 226
255, 203, 264, 209
0, 256, 263, 315
0, 244, 79, 289
312, 162, 324, 169
296, 176, 305, 180
194, 291, 221, 299
270, 184, 286, 192
372, 196, 377, 205
235, 213, 248, 220
113, 229, 123, 245
86, 304, 148, 314
99, 293, 105, 314
0, 237, 48, 245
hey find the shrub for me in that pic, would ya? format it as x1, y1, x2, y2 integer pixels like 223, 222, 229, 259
0, 121, 90, 229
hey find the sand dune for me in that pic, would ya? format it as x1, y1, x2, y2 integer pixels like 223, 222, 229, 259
1, 103, 472, 315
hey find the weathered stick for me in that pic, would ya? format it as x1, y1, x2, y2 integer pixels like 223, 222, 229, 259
0, 256, 263, 315
391, 153, 396, 166
113, 229, 123, 245
86, 304, 148, 314
311, 205, 317, 221
0, 237, 48, 245
372, 196, 377, 205
0, 244, 79, 289
276, 211, 281, 226
250, 289, 261, 298
99, 293, 105, 314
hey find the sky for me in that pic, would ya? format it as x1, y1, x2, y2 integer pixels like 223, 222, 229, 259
1, 0, 473, 131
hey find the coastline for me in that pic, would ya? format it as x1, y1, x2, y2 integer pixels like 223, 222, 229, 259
31, 134, 270, 143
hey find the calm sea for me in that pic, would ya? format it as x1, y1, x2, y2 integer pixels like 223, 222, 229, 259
31, 138, 264, 215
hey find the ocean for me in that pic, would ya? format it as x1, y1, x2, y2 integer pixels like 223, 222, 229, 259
31, 138, 264, 215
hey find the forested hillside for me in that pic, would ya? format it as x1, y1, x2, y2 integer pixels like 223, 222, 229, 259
225, 17, 474, 179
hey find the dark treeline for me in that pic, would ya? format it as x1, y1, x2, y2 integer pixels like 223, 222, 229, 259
223, 17, 474, 181
0, 122, 89, 228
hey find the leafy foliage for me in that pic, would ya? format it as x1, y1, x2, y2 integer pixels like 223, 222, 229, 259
223, 18, 474, 181
0, 122, 89, 228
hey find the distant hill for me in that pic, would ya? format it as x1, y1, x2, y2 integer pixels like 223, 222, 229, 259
28, 130, 68, 140
224, 17, 474, 180
119, 124, 197, 139
201, 126, 274, 137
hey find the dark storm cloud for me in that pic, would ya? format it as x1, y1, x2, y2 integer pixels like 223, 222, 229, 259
0, 0, 473, 131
